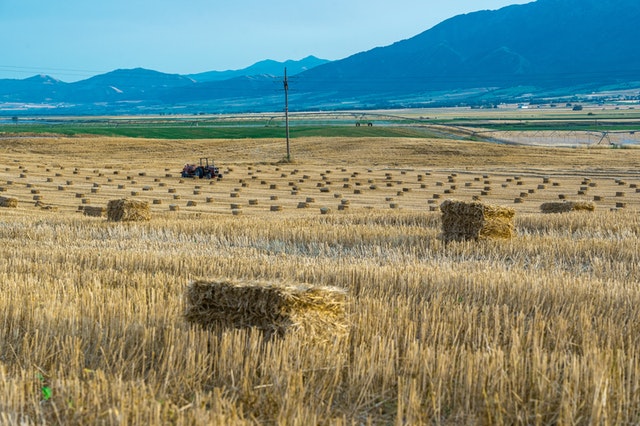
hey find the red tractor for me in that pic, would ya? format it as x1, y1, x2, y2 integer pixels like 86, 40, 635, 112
181, 158, 223, 179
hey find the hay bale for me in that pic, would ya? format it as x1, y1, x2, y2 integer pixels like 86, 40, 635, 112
0, 196, 18, 208
569, 201, 596, 212
440, 199, 515, 242
184, 279, 348, 340
106, 199, 151, 222
540, 201, 595, 214
83, 206, 106, 217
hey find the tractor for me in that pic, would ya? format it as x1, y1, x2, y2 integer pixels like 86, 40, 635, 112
181, 158, 223, 179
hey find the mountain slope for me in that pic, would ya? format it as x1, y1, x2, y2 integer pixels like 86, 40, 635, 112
299, 0, 640, 95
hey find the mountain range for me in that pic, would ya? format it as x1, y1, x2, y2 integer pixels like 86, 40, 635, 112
1, 0, 639, 115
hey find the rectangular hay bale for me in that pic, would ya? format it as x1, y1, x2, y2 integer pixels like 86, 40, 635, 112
184, 279, 348, 340
107, 199, 151, 222
83, 206, 107, 217
540, 201, 595, 214
0, 196, 18, 208
440, 199, 515, 242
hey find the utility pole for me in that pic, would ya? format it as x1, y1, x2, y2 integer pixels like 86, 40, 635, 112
284, 67, 290, 161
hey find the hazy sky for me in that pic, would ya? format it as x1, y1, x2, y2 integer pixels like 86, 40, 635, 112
0, 0, 532, 82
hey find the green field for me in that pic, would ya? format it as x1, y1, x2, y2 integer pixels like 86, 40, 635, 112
0, 120, 432, 139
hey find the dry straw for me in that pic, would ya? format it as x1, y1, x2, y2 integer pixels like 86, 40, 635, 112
184, 279, 348, 341
540, 201, 595, 213
440, 199, 515, 242
0, 196, 18, 208
107, 199, 151, 222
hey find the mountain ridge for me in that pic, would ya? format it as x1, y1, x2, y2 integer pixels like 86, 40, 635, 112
187, 56, 330, 82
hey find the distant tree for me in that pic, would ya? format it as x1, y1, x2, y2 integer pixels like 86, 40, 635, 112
572, 105, 583, 111
11, 116, 18, 124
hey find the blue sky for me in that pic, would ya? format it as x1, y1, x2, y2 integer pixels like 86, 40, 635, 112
0, 0, 532, 82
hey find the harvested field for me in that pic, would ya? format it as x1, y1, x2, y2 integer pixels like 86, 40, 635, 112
0, 133, 639, 424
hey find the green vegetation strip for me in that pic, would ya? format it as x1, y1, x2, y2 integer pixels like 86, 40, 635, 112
0, 124, 437, 139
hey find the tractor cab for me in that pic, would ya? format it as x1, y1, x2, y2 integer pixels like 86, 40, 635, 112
181, 158, 223, 179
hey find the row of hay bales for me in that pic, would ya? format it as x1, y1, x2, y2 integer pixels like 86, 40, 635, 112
0, 195, 152, 222
440, 199, 596, 242
77, 199, 152, 221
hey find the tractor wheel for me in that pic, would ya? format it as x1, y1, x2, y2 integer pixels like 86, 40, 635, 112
195, 167, 204, 178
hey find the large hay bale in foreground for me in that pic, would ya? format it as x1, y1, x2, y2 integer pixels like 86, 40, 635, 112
540, 201, 595, 214
107, 199, 150, 222
184, 279, 348, 340
0, 196, 18, 208
440, 199, 515, 242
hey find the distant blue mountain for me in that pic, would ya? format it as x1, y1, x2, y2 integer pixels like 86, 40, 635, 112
61, 68, 195, 102
0, 74, 64, 103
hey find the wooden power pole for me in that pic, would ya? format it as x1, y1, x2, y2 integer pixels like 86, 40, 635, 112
284, 67, 290, 161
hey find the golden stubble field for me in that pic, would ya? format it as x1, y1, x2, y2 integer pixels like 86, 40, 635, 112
1, 135, 639, 424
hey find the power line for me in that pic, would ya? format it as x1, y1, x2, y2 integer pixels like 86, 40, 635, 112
0, 65, 109, 79
284, 67, 290, 161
